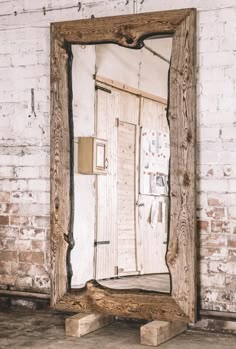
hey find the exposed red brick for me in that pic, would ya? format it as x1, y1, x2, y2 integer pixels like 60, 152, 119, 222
0, 239, 15, 250
32, 252, 44, 265
197, 220, 209, 231
32, 240, 44, 250
206, 207, 225, 219
10, 216, 31, 226
0, 204, 19, 215
19, 251, 44, 265
0, 250, 17, 262
0, 192, 10, 202
0, 215, 9, 225
211, 220, 223, 233
211, 220, 229, 233
208, 198, 221, 206
0, 261, 11, 275
228, 237, 236, 249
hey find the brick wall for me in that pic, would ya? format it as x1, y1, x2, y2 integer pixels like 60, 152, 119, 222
0, 0, 235, 312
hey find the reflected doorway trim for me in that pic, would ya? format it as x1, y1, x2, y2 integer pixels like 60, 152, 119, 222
50, 9, 197, 322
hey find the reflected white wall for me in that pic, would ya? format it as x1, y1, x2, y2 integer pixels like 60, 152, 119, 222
71, 45, 96, 286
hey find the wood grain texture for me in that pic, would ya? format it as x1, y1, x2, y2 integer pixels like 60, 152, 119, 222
55, 280, 188, 322
54, 9, 194, 48
65, 313, 113, 337
50, 8, 197, 322
167, 9, 197, 322
140, 320, 187, 346
50, 25, 74, 306
117, 121, 136, 274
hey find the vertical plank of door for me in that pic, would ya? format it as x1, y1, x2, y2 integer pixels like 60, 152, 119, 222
95, 89, 117, 280
114, 87, 140, 274
134, 124, 142, 273
117, 121, 136, 273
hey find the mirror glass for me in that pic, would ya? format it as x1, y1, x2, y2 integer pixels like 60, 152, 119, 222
71, 36, 172, 293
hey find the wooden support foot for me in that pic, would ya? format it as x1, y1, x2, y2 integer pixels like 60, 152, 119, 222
140, 320, 187, 346
65, 313, 114, 337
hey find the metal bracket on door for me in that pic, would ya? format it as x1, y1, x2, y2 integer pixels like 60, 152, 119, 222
94, 240, 110, 246
136, 201, 144, 207
95, 85, 112, 94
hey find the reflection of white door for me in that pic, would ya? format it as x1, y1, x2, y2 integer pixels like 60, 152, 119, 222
94, 85, 169, 281
117, 121, 138, 275
95, 86, 140, 280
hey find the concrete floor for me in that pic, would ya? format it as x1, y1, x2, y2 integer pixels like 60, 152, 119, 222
0, 310, 236, 349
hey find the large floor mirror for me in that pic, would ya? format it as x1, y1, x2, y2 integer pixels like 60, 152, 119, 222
50, 9, 196, 323
71, 37, 172, 294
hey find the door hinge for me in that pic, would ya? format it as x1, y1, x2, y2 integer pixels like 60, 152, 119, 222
115, 118, 119, 127
95, 85, 112, 94
114, 266, 118, 276
94, 240, 110, 246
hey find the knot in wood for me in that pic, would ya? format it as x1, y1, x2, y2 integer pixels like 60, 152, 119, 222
187, 129, 192, 143
183, 172, 190, 186
126, 36, 134, 45
55, 197, 60, 210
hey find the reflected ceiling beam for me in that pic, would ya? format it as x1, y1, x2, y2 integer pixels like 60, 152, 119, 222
143, 43, 170, 64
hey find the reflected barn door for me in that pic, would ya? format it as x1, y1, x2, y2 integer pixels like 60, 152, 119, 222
117, 120, 138, 275
95, 85, 140, 280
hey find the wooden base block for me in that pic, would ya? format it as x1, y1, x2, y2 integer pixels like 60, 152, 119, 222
65, 313, 114, 337
140, 320, 187, 346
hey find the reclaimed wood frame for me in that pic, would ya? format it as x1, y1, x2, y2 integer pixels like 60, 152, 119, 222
50, 9, 197, 323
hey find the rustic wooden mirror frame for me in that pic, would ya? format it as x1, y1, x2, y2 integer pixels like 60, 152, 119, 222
50, 8, 197, 323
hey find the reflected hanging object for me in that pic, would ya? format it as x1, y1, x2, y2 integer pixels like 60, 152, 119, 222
139, 127, 170, 196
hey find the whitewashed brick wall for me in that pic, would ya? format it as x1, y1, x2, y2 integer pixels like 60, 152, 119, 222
0, 0, 235, 312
